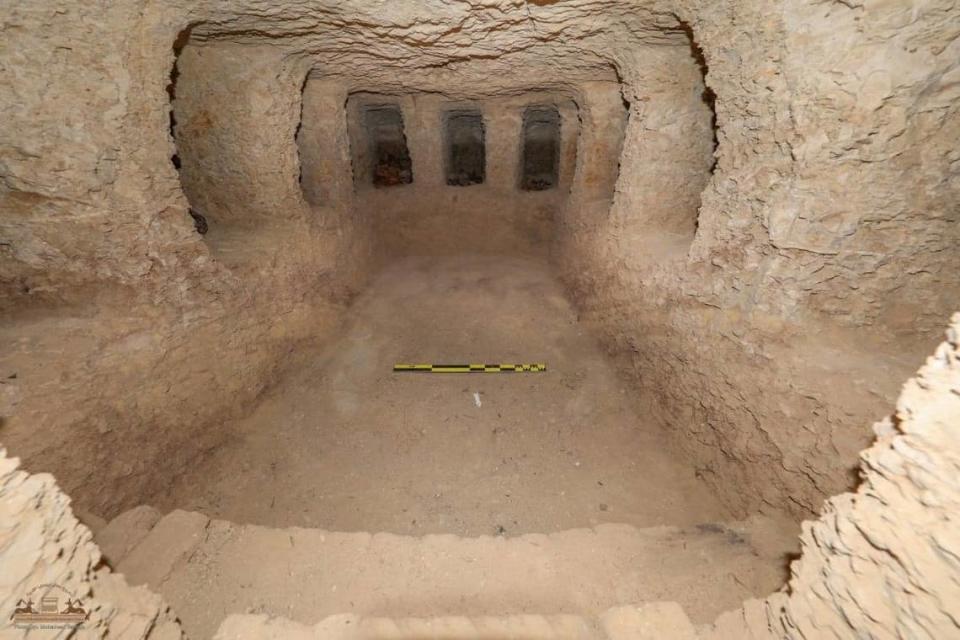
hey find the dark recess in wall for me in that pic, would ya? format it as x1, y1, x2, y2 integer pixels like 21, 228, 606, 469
166, 26, 207, 235
167, 27, 192, 171
296, 75, 307, 191
364, 104, 414, 187
680, 21, 718, 175
444, 109, 486, 186
520, 105, 561, 190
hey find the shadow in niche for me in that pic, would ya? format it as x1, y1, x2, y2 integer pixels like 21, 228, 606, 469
167, 27, 190, 171
679, 20, 718, 175
364, 104, 414, 188
444, 109, 486, 186
167, 25, 208, 237
296, 75, 306, 194
520, 105, 561, 191
345, 93, 416, 192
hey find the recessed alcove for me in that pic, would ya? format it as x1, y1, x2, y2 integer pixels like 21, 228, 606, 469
365, 105, 414, 187
520, 105, 561, 190
443, 109, 486, 186
345, 94, 415, 190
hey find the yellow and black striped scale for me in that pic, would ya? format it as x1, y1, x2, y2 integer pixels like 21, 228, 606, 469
393, 363, 547, 373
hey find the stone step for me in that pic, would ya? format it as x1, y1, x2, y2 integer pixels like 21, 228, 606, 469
105, 509, 790, 639
213, 604, 699, 640
215, 612, 605, 640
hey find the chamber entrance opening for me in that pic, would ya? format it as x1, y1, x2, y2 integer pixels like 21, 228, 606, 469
364, 104, 413, 187
520, 105, 561, 190
444, 109, 486, 186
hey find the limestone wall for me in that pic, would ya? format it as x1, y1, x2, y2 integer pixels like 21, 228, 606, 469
298, 80, 354, 211
704, 313, 960, 639
556, 0, 960, 519
0, 448, 183, 639
0, 2, 373, 516
173, 42, 309, 226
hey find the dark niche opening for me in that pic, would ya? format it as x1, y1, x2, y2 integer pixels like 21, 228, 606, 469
444, 110, 486, 187
364, 104, 413, 188
680, 21, 718, 176
167, 28, 190, 172
167, 26, 206, 235
520, 105, 561, 191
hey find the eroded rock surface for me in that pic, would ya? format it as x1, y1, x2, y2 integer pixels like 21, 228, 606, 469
0, 449, 182, 639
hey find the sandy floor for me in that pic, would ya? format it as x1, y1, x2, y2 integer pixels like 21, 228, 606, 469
160, 255, 731, 536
